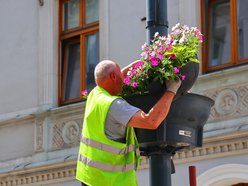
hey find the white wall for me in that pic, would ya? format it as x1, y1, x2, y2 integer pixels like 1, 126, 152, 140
0, 0, 59, 121
0, 0, 39, 116
100, 0, 146, 68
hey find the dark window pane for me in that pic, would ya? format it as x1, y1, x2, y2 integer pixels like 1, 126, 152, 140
63, 0, 80, 30
64, 42, 80, 100
209, 1, 231, 67
85, 0, 99, 24
85, 33, 99, 91
237, 0, 248, 60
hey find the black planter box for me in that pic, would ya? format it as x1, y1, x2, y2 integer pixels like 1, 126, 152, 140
125, 93, 214, 150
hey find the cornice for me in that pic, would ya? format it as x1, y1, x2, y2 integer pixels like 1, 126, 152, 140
173, 131, 248, 164
0, 160, 76, 186
1, 131, 247, 186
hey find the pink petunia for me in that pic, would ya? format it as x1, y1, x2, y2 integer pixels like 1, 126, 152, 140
146, 49, 152, 54
134, 61, 144, 69
132, 82, 138, 88
158, 46, 164, 53
131, 68, 137, 73
165, 47, 171, 51
199, 35, 203, 41
181, 75, 186, 80
158, 54, 164, 60
81, 90, 88, 95
173, 67, 180, 73
123, 76, 131, 85
151, 58, 159, 66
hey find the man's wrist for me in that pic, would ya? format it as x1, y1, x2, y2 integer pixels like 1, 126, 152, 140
165, 90, 176, 95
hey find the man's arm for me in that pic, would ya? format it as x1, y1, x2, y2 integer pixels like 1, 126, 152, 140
127, 78, 181, 129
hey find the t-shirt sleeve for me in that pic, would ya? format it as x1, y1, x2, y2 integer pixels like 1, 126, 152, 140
108, 98, 140, 127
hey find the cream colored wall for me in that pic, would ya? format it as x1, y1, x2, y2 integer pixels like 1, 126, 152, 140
0, 0, 58, 121
0, 0, 39, 117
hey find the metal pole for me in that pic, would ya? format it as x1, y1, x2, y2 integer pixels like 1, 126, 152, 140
146, 0, 168, 44
146, 0, 171, 186
149, 154, 171, 186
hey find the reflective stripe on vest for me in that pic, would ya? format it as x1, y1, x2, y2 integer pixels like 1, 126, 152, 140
78, 154, 136, 172
81, 136, 139, 155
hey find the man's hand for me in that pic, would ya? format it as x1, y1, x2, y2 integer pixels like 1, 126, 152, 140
166, 76, 182, 94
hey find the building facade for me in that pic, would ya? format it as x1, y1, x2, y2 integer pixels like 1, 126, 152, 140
0, 0, 247, 186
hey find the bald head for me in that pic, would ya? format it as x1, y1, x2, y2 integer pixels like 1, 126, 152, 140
94, 60, 118, 81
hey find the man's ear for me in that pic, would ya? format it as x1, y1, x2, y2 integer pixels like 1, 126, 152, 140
110, 72, 116, 81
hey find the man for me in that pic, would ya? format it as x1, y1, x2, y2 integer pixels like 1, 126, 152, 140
76, 60, 181, 186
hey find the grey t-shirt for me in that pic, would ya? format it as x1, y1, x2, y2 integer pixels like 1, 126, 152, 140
105, 99, 140, 143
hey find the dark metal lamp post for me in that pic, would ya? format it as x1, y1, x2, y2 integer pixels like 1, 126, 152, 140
142, 1, 214, 186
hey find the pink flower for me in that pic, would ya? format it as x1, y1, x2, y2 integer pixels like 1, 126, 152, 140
81, 90, 88, 95
151, 58, 159, 66
134, 61, 144, 69
194, 29, 200, 36
199, 35, 203, 41
158, 46, 164, 53
81, 89, 88, 99
131, 68, 137, 73
158, 54, 163, 60
165, 47, 171, 51
132, 82, 138, 88
181, 75, 186, 80
169, 54, 176, 60
123, 76, 131, 85
174, 67, 180, 73
146, 49, 152, 54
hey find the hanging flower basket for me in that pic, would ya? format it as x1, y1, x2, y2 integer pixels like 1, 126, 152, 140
121, 23, 203, 98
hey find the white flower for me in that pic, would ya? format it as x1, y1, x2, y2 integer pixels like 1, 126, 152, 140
141, 52, 149, 60
141, 42, 148, 50
172, 23, 180, 31
154, 32, 159, 37
179, 33, 187, 43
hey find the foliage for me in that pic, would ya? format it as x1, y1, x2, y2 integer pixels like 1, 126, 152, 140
121, 23, 203, 96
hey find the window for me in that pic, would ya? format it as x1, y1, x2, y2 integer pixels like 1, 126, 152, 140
201, 0, 248, 73
59, 0, 99, 105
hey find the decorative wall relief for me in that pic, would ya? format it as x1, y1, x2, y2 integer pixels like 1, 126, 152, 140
62, 121, 80, 144
35, 118, 44, 152
203, 84, 248, 122
215, 89, 238, 115
52, 118, 82, 150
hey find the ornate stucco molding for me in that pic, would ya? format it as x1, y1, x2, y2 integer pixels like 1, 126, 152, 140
0, 131, 248, 185
173, 131, 248, 164
0, 161, 76, 186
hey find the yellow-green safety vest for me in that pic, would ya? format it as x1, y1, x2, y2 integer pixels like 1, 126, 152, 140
76, 86, 140, 186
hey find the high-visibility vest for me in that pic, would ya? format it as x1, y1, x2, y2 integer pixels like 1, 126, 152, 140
76, 86, 140, 186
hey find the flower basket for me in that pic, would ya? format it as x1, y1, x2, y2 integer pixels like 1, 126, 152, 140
121, 23, 203, 98
122, 23, 213, 152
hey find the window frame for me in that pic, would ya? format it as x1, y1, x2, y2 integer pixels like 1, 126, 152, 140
58, 0, 99, 105
201, 0, 248, 73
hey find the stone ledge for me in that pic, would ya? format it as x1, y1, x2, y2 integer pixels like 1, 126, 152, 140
173, 131, 248, 164
1, 131, 247, 185
0, 161, 76, 186
0, 156, 148, 186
